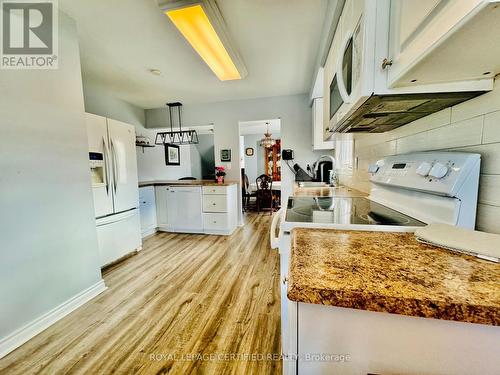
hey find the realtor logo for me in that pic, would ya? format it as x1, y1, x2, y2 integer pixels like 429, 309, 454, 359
1, 0, 58, 69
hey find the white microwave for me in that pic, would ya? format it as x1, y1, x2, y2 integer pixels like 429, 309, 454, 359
329, 18, 364, 133
327, 0, 490, 134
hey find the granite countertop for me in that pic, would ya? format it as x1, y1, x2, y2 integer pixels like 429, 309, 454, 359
293, 185, 367, 197
139, 180, 238, 187
288, 228, 500, 326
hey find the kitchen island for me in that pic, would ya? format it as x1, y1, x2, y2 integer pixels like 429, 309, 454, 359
286, 228, 500, 374
139, 180, 238, 188
138, 180, 238, 236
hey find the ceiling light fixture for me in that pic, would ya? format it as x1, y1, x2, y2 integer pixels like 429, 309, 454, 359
160, 0, 247, 81
260, 122, 276, 148
155, 102, 199, 145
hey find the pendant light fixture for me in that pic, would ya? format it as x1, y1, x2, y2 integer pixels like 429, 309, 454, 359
155, 102, 199, 145
260, 122, 275, 148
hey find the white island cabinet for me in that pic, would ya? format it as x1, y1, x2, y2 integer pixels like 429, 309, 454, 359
156, 186, 203, 233
202, 184, 238, 235
153, 183, 238, 235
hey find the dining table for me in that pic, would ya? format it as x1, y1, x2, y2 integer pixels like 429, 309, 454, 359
248, 180, 281, 194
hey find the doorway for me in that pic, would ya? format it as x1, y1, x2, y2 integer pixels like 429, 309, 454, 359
239, 119, 281, 213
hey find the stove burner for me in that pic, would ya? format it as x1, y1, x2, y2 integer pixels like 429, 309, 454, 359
359, 212, 411, 225
285, 197, 426, 227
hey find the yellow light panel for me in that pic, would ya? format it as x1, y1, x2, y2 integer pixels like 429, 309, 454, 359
166, 4, 241, 81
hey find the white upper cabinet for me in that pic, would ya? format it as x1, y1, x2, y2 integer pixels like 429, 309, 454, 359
387, 0, 500, 87
310, 67, 335, 149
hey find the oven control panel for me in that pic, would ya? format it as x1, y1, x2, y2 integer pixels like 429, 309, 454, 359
369, 152, 481, 197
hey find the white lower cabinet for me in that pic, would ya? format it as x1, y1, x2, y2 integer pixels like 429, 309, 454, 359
154, 184, 237, 235
203, 213, 229, 231
202, 184, 238, 235
296, 302, 500, 375
139, 186, 157, 237
280, 228, 500, 375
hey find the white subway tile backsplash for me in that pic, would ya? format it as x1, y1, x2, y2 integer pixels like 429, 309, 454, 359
478, 175, 500, 206
483, 110, 500, 144
456, 143, 500, 175
396, 132, 428, 154
427, 116, 483, 150
476, 204, 500, 234
451, 81, 500, 123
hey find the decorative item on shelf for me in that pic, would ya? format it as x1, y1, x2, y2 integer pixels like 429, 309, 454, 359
155, 102, 199, 145
135, 135, 155, 152
215, 166, 226, 184
165, 143, 180, 166
220, 149, 232, 162
259, 122, 275, 148
245, 147, 254, 156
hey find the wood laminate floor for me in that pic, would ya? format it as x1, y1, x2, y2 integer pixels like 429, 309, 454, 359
0, 213, 281, 375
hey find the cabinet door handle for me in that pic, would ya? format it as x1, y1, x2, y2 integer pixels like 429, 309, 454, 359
382, 58, 393, 69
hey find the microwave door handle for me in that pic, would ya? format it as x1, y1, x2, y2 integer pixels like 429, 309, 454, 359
102, 137, 110, 195
336, 32, 353, 105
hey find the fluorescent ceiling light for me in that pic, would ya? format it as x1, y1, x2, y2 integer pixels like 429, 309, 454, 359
164, 3, 245, 81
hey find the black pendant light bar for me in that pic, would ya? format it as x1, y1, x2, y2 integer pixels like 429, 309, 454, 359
155, 102, 199, 145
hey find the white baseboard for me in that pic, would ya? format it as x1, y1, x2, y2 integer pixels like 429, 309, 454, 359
141, 227, 157, 238
0, 280, 107, 359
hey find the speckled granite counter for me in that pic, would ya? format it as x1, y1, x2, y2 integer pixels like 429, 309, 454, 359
293, 185, 367, 197
288, 228, 500, 325
139, 180, 238, 188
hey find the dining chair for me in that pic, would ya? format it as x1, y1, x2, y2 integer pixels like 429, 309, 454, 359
242, 174, 257, 211
255, 174, 274, 214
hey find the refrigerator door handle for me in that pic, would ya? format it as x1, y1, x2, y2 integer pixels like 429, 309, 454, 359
102, 137, 110, 195
110, 138, 118, 193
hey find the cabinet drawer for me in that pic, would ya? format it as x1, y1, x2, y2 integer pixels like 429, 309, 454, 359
203, 195, 227, 212
202, 185, 227, 195
203, 213, 228, 230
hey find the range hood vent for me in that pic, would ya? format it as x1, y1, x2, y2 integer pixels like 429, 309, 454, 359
337, 91, 484, 133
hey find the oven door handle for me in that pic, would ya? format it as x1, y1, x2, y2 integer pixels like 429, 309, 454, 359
336, 31, 354, 105
270, 208, 283, 250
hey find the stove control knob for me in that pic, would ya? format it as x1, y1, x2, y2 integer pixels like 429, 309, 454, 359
429, 163, 449, 179
416, 162, 432, 177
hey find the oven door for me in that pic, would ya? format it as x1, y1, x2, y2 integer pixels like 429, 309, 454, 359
329, 20, 367, 133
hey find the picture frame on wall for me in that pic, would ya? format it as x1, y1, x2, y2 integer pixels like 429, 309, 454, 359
245, 147, 254, 156
165, 143, 180, 166
220, 149, 232, 162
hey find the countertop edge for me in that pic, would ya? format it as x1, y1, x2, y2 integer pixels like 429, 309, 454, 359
286, 284, 500, 326
139, 180, 238, 187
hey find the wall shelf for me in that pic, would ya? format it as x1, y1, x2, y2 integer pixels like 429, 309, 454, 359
136, 143, 155, 153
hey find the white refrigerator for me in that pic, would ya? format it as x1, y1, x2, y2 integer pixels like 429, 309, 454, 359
86, 113, 141, 267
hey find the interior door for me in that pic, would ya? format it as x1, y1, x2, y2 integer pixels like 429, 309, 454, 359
107, 119, 139, 213
85, 113, 114, 218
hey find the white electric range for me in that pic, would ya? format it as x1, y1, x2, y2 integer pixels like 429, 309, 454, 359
270, 151, 481, 375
